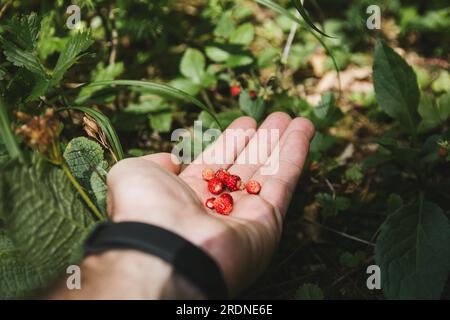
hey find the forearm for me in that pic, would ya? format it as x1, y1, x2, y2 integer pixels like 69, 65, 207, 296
47, 250, 205, 300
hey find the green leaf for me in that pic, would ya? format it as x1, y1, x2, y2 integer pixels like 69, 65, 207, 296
309, 132, 337, 157
373, 40, 421, 135
76, 62, 125, 104
27, 73, 50, 101
226, 54, 253, 68
214, 11, 235, 38
0, 157, 96, 298
257, 47, 278, 68
198, 110, 243, 130
418, 93, 450, 132
313, 93, 335, 119
0, 140, 8, 165
387, 193, 403, 213
169, 78, 201, 96
89, 162, 108, 215
229, 23, 254, 45
205, 46, 231, 63
6, 13, 40, 51
345, 164, 364, 183
239, 90, 265, 122
78, 80, 223, 130
295, 283, 324, 300
149, 112, 173, 133
63, 137, 105, 188
431, 70, 450, 93
315, 192, 350, 217
125, 98, 165, 114
0, 14, 44, 76
0, 36, 47, 75
311, 93, 342, 130
375, 200, 450, 299
437, 91, 450, 116
0, 98, 23, 161
63, 106, 124, 161
0, 13, 46, 77
339, 251, 366, 268
51, 31, 93, 86
0, 231, 39, 299
180, 48, 206, 85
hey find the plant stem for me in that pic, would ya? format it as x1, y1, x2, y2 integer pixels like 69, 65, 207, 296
281, 10, 301, 65
0, 0, 13, 20
0, 98, 24, 162
62, 163, 105, 221
301, 218, 375, 246
201, 90, 215, 113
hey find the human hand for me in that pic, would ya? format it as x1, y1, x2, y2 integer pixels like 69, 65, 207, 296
107, 112, 314, 296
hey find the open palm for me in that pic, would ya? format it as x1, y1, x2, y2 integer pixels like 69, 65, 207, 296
107, 112, 314, 296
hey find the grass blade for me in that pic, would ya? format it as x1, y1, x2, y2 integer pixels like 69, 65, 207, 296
62, 106, 125, 161
0, 98, 23, 162
291, 0, 334, 38
255, 0, 341, 94
77, 80, 224, 131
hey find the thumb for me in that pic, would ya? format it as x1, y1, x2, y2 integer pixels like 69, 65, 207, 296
140, 152, 181, 175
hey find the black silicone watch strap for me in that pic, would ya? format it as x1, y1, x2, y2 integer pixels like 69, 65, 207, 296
84, 221, 228, 300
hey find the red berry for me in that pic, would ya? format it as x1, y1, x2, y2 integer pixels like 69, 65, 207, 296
219, 192, 233, 204
215, 168, 230, 183
205, 197, 216, 209
208, 178, 224, 195
214, 193, 233, 215
249, 90, 257, 98
245, 180, 261, 194
224, 174, 242, 192
438, 147, 447, 158
202, 168, 215, 181
230, 85, 241, 97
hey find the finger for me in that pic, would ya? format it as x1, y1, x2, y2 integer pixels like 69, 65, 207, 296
141, 152, 182, 175
254, 123, 313, 215
252, 117, 314, 182
228, 112, 292, 181
180, 116, 257, 178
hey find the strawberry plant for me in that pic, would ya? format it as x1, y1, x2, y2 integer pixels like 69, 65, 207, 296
1, 0, 449, 300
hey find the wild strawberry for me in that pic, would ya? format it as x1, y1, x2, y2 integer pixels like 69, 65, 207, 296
230, 85, 241, 97
205, 197, 216, 210
219, 192, 233, 203
224, 174, 242, 192
245, 180, 261, 194
215, 168, 230, 183
438, 147, 447, 158
202, 168, 215, 181
208, 178, 224, 195
213, 193, 233, 215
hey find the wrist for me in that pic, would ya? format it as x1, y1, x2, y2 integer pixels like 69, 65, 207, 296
110, 210, 235, 295
55, 250, 205, 299
111, 210, 228, 260
83, 250, 173, 299
82, 221, 228, 299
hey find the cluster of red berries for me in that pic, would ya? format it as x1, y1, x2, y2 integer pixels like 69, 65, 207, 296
202, 168, 261, 215
230, 85, 257, 99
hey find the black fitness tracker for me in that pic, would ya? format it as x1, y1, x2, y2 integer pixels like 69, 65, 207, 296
84, 221, 228, 300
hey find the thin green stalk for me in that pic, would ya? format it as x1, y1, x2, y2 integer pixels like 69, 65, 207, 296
0, 98, 24, 162
62, 163, 105, 221
201, 90, 215, 113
